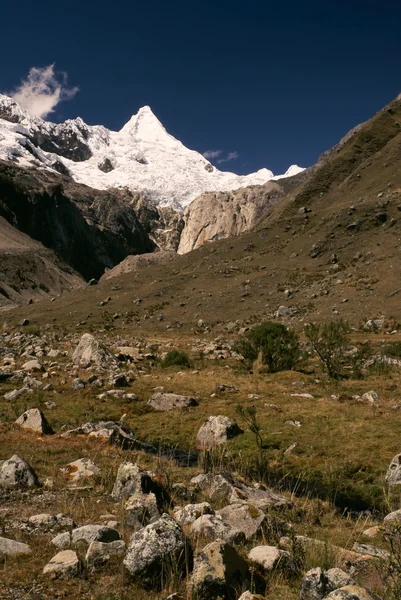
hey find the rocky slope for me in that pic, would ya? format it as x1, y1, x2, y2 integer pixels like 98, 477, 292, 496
0, 216, 84, 309
0, 94, 303, 211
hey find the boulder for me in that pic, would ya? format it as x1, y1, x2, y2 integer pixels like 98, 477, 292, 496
0, 536, 31, 556
190, 540, 250, 600
191, 472, 289, 509
385, 452, 401, 485
189, 514, 245, 544
62, 420, 137, 450
43, 550, 80, 578
4, 387, 31, 401
173, 502, 214, 526
86, 539, 126, 566
248, 545, 289, 571
300, 567, 354, 600
51, 525, 121, 549
0, 455, 38, 488
383, 508, 401, 526
60, 458, 100, 483
123, 514, 188, 587
124, 492, 160, 530
217, 502, 265, 540
111, 462, 164, 503
195, 416, 243, 450
147, 392, 199, 411
28, 513, 75, 532
72, 333, 115, 366
22, 359, 43, 372
15, 408, 53, 434
323, 586, 378, 599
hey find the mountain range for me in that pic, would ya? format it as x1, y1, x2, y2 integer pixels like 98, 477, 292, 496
0, 94, 303, 211
1, 91, 401, 315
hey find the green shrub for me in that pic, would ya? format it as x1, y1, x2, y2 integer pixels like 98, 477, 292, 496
304, 319, 370, 379
237, 321, 301, 373
162, 350, 191, 369
304, 320, 350, 379
383, 342, 401, 358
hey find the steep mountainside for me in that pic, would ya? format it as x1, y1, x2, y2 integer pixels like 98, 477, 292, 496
11, 94, 401, 328
0, 94, 303, 210
0, 161, 156, 281
0, 216, 84, 308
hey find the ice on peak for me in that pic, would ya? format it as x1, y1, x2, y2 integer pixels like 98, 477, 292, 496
0, 93, 305, 209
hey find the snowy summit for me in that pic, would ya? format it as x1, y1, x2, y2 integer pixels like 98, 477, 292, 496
0, 94, 304, 210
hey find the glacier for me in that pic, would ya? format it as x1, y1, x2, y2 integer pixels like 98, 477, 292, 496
0, 94, 304, 211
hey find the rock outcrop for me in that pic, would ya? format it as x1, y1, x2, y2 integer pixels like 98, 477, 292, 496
178, 181, 284, 254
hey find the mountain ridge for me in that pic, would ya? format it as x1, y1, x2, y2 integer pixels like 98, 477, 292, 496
0, 94, 304, 210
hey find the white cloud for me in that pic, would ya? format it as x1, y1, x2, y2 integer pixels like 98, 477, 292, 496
203, 149, 239, 164
9, 64, 79, 119
217, 151, 239, 164
203, 149, 223, 160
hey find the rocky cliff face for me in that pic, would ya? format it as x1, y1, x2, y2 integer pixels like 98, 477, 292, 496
0, 161, 156, 281
178, 181, 284, 254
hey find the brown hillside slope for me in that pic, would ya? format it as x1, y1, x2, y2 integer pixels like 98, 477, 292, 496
5, 95, 401, 330
0, 217, 84, 309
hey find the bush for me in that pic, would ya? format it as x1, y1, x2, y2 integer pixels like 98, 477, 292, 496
304, 319, 370, 379
383, 342, 401, 358
304, 320, 350, 379
162, 350, 191, 369
237, 321, 301, 373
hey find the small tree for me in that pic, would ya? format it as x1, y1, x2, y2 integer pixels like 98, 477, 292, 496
237, 321, 301, 373
304, 320, 351, 379
235, 405, 263, 449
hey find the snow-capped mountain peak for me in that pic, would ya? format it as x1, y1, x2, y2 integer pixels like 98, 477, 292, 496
0, 94, 305, 210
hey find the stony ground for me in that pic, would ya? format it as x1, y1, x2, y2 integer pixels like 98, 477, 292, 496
0, 320, 401, 600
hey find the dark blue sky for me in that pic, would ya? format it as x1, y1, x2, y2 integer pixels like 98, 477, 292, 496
2, 0, 401, 174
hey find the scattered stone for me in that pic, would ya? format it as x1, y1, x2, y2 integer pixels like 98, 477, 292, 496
285, 420, 302, 427
216, 384, 238, 393
72, 378, 85, 390
239, 593, 266, 600
124, 492, 160, 530
216, 502, 265, 540
284, 442, 299, 456
195, 416, 243, 450
248, 545, 288, 571
72, 333, 115, 366
385, 452, 401, 484
190, 540, 250, 600
15, 408, 53, 434
4, 386, 31, 401
0, 455, 38, 488
0, 536, 31, 556
300, 567, 354, 600
60, 458, 100, 483
352, 543, 389, 559
86, 540, 126, 566
323, 586, 377, 599
123, 514, 188, 587
22, 359, 43, 372
384, 508, 401, 525
51, 525, 121, 549
109, 373, 129, 387
190, 514, 245, 544
28, 513, 75, 532
111, 462, 162, 503
43, 550, 80, 578
173, 502, 214, 526
148, 392, 199, 411
191, 472, 289, 509
362, 526, 380, 538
